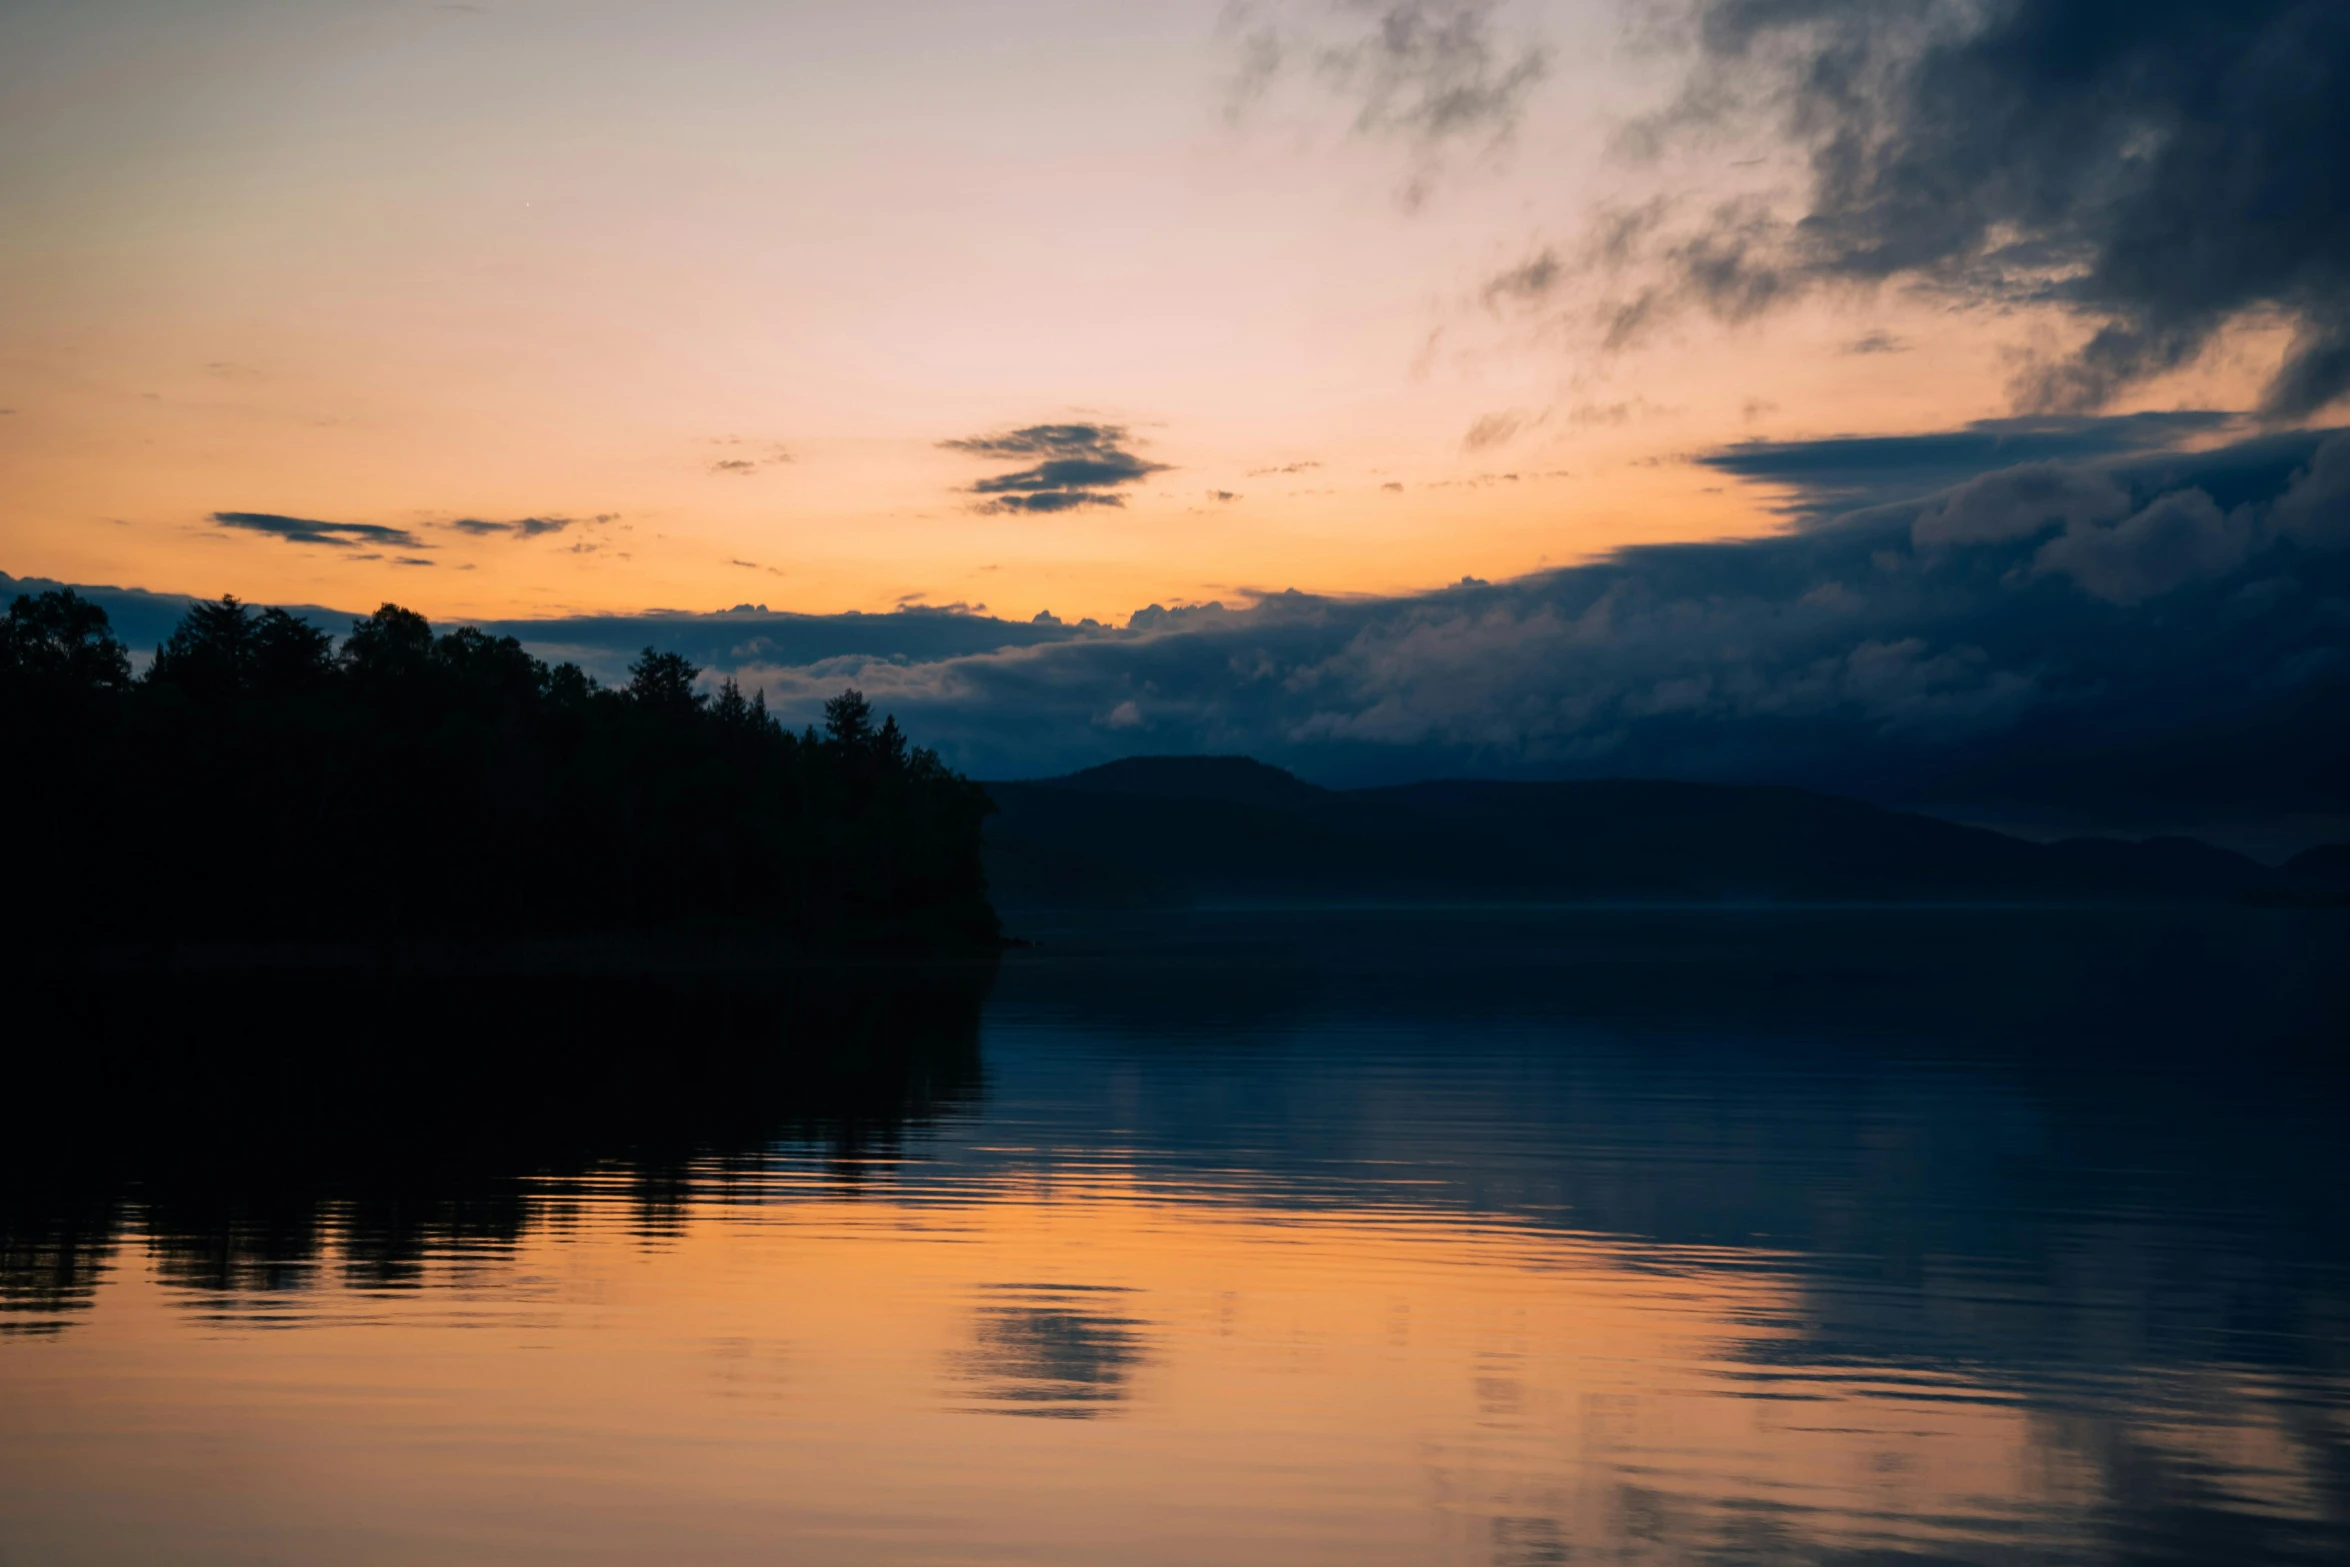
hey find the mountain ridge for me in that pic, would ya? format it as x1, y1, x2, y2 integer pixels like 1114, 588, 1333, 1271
982, 756, 2347, 911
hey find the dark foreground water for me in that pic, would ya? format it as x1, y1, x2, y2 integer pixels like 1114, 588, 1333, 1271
4, 908, 2347, 1566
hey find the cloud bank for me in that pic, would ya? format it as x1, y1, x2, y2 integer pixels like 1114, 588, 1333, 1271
728, 420, 2350, 838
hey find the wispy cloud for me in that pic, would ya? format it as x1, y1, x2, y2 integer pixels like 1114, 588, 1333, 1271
445, 513, 608, 539
1226, 1, 1549, 204
211, 511, 426, 549
1462, 410, 1527, 450
701, 437, 792, 477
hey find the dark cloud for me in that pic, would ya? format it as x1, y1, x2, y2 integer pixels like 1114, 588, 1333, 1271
1623, 0, 2350, 416
711, 459, 758, 475
943, 425, 1122, 461
1246, 460, 1320, 476
694, 422, 2350, 843
942, 423, 1168, 514
1695, 411, 2236, 518
445, 514, 585, 539
1209, 490, 1241, 503
391, 556, 435, 567
1842, 331, 1909, 356
210, 511, 426, 550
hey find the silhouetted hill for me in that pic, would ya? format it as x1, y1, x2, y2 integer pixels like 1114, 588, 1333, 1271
983, 757, 2322, 910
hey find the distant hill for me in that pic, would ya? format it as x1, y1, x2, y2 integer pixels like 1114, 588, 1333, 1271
981, 757, 2344, 910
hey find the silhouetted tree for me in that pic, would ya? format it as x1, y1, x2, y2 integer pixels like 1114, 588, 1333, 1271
629, 648, 703, 716
340, 603, 434, 688
1, 589, 129, 704
147, 594, 261, 701
824, 688, 874, 748
5, 590, 997, 949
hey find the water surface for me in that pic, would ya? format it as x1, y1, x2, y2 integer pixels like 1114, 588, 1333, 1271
4, 909, 2346, 1565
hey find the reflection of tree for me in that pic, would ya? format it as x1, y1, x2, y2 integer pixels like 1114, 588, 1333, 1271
0, 962, 990, 1333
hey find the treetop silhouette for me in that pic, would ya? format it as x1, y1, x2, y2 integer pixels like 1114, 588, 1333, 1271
3, 589, 997, 947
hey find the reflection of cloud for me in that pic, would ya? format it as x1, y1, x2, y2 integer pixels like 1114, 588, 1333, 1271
949, 1286, 1149, 1418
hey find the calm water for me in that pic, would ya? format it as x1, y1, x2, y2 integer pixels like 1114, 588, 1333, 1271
4, 909, 2347, 1565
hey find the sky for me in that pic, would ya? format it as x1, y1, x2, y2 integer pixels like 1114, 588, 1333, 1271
4, 0, 2328, 621
5, 0, 2348, 839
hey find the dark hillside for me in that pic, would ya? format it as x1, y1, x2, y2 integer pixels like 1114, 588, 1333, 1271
985, 758, 2302, 910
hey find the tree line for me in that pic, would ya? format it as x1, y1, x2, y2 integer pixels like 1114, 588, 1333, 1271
2, 588, 997, 946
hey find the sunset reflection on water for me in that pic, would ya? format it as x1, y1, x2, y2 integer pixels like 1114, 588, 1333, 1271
3, 909, 2345, 1566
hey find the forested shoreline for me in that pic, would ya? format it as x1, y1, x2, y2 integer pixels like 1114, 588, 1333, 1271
2, 588, 998, 949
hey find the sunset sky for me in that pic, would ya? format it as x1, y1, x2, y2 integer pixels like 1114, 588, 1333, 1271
0, 0, 2298, 624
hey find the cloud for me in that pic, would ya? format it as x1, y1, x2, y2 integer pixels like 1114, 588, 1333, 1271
2031, 488, 2256, 605
445, 514, 590, 539
686, 421, 2349, 836
1462, 410, 1525, 450
210, 511, 426, 550
1320, 1, 1546, 147
1208, 490, 1240, 503
1481, 248, 1561, 307
941, 423, 1169, 513
1225, 1, 1547, 201
1617, 0, 2350, 416
1842, 332, 1909, 356
2272, 432, 2350, 548
698, 437, 792, 476
1696, 412, 2236, 519
1913, 463, 2132, 548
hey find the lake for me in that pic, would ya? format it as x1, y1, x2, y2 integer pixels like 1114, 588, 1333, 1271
4, 908, 2346, 1565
